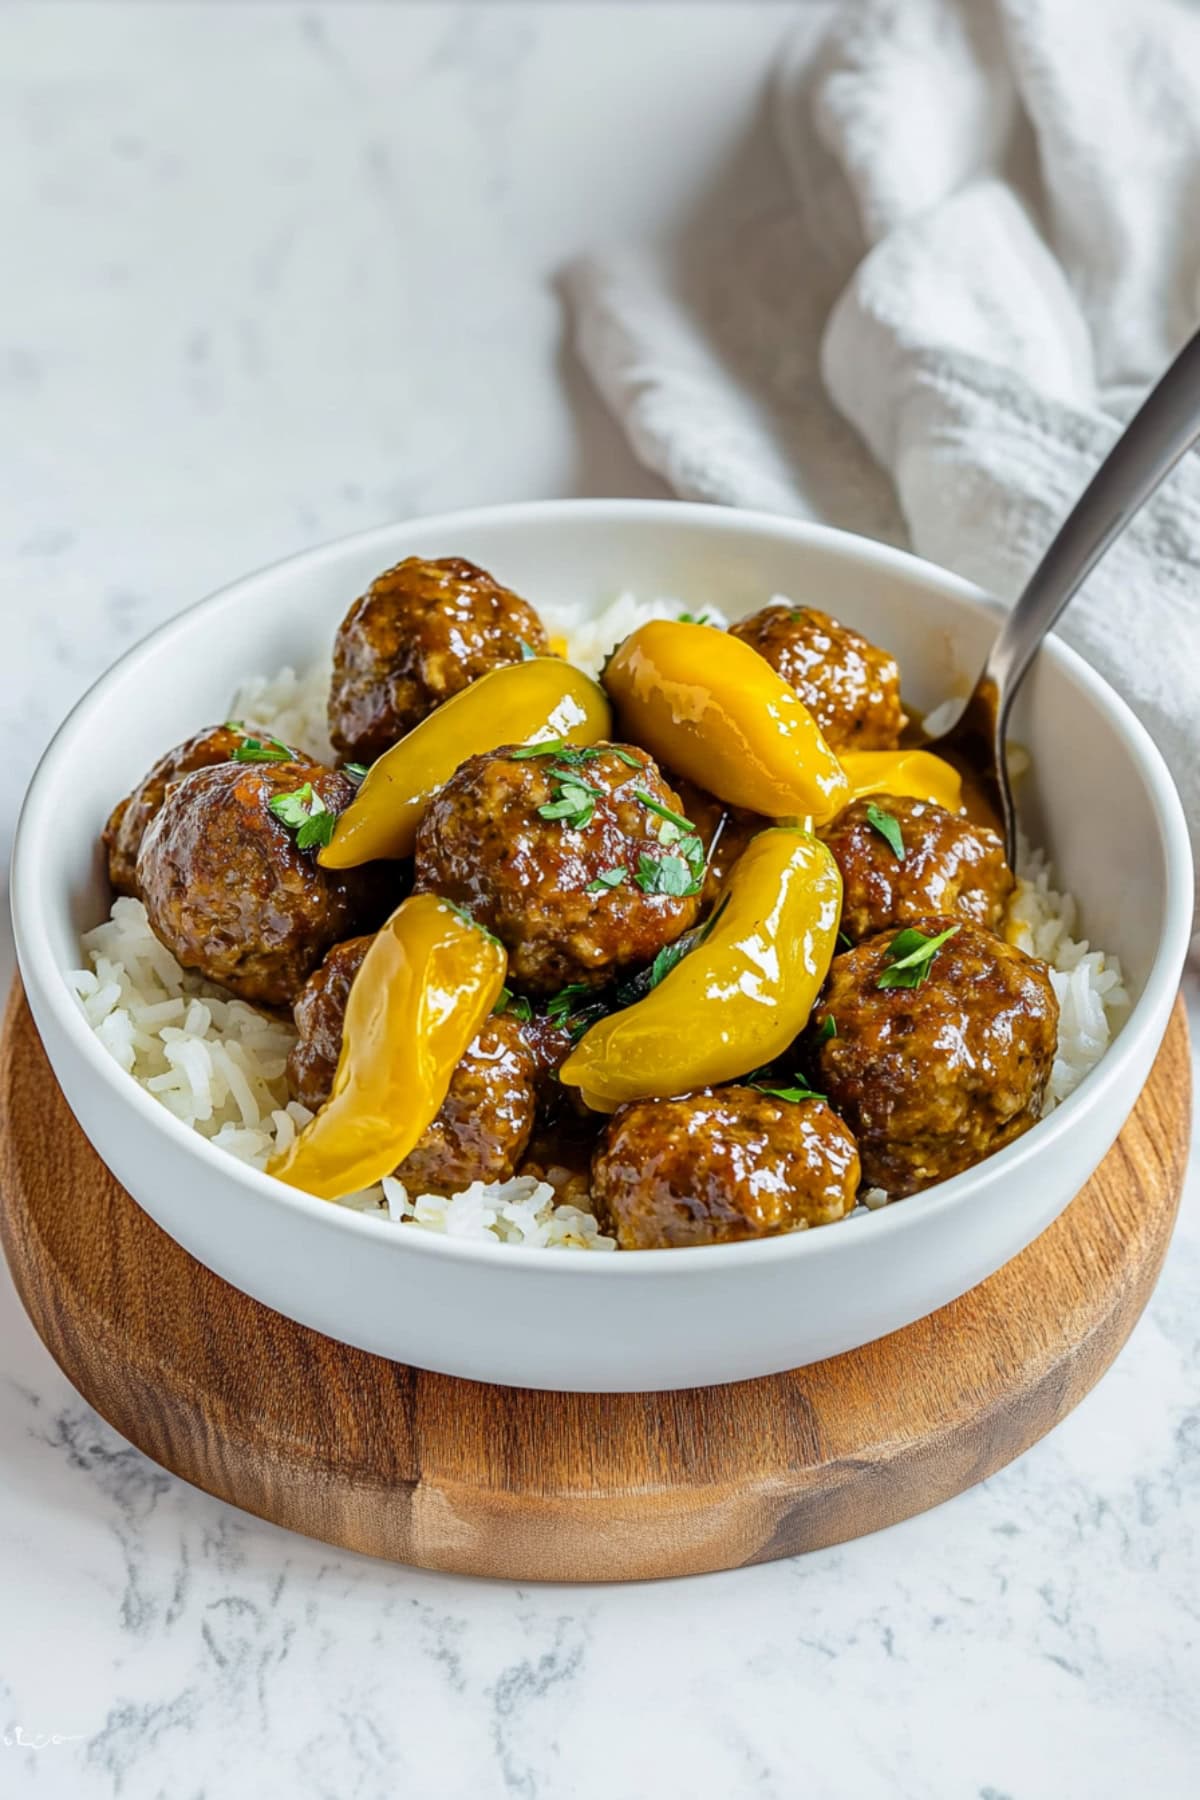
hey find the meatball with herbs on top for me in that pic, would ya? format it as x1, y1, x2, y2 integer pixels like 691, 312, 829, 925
729, 603, 905, 750
413, 742, 704, 994
806, 916, 1058, 1197
103, 722, 313, 897
136, 761, 379, 1008
591, 1086, 862, 1249
287, 937, 538, 1194
328, 555, 550, 762
821, 795, 1013, 943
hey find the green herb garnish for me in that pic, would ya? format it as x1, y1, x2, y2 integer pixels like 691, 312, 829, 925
518, 640, 537, 661
538, 773, 601, 829
544, 981, 609, 1041
512, 737, 565, 760
817, 1014, 838, 1043
343, 762, 368, 783
513, 741, 640, 770
677, 610, 711, 625
493, 987, 533, 1023
753, 1077, 826, 1103
586, 866, 628, 895
268, 781, 335, 850
632, 788, 693, 836
865, 802, 905, 861
441, 898, 503, 948
231, 729, 297, 765
837, 930, 853, 952
876, 923, 960, 990
634, 852, 698, 897
613, 891, 732, 1008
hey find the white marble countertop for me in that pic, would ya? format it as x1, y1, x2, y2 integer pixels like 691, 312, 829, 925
1, 6, 1197, 1797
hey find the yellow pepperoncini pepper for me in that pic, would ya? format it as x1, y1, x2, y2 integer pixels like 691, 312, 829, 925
603, 620, 850, 825
267, 893, 507, 1200
320, 658, 612, 868
839, 749, 963, 815
558, 827, 842, 1112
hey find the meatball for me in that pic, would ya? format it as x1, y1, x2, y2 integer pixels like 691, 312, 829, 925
728, 603, 905, 750
328, 556, 550, 761
136, 761, 377, 1007
591, 1087, 861, 1249
393, 1015, 538, 1195
102, 723, 311, 897
413, 744, 702, 993
821, 795, 1013, 942
286, 944, 537, 1193
287, 933, 372, 1109
670, 776, 765, 906
807, 917, 1058, 1197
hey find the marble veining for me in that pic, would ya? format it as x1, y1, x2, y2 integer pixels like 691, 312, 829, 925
0, 5, 1197, 1797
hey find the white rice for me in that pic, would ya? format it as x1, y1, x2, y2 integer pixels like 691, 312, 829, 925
68, 590, 1129, 1247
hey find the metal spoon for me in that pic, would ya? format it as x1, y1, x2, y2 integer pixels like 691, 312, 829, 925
927, 326, 1200, 862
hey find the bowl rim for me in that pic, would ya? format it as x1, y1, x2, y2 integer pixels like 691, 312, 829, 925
11, 497, 1194, 1277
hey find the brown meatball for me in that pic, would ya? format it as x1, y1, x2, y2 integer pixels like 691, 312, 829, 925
393, 1015, 538, 1195
136, 762, 377, 1008
591, 1087, 861, 1249
287, 933, 373, 1109
807, 917, 1059, 1197
670, 776, 765, 906
412, 744, 702, 993
821, 795, 1013, 943
728, 603, 905, 750
287, 946, 537, 1193
328, 556, 550, 761
103, 724, 312, 896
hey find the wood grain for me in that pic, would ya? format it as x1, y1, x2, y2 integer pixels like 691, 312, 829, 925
0, 984, 1189, 1581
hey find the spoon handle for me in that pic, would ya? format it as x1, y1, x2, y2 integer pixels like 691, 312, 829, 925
985, 326, 1200, 725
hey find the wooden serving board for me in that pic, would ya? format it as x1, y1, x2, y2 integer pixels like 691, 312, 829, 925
0, 984, 1190, 1582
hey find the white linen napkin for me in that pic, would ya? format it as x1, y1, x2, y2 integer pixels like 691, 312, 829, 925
563, 0, 1200, 906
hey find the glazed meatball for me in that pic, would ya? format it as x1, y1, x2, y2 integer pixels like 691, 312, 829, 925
102, 723, 311, 896
287, 933, 372, 1109
670, 776, 765, 907
591, 1087, 861, 1249
807, 917, 1058, 1197
286, 943, 537, 1192
393, 1015, 538, 1195
328, 556, 550, 761
413, 744, 702, 993
137, 762, 377, 1008
821, 795, 1013, 942
728, 603, 905, 750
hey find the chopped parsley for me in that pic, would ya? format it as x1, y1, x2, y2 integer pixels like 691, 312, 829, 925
817, 1014, 838, 1043
538, 764, 604, 829
267, 781, 335, 850
512, 737, 566, 760
441, 898, 503, 947
677, 610, 711, 625
544, 982, 609, 1041
343, 762, 368, 784
230, 728, 297, 765
876, 923, 960, 990
513, 740, 640, 770
752, 1075, 826, 1104
518, 639, 537, 661
837, 930, 854, 952
865, 801, 905, 861
630, 787, 705, 897
586, 866, 628, 895
493, 987, 533, 1023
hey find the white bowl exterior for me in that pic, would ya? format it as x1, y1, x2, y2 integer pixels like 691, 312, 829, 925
11, 502, 1193, 1391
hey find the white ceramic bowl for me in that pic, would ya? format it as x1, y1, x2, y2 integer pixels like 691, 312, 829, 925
11, 501, 1193, 1391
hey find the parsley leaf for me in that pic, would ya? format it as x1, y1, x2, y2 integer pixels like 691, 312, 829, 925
343, 762, 368, 784
632, 787, 694, 836
586, 866, 628, 895
754, 1078, 826, 1104
512, 738, 565, 760
231, 730, 297, 765
865, 802, 905, 861
837, 930, 854, 952
677, 610, 711, 625
538, 782, 596, 828
544, 981, 610, 1041
493, 986, 533, 1023
876, 923, 960, 990
635, 852, 697, 897
613, 891, 732, 1008
817, 1014, 838, 1043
